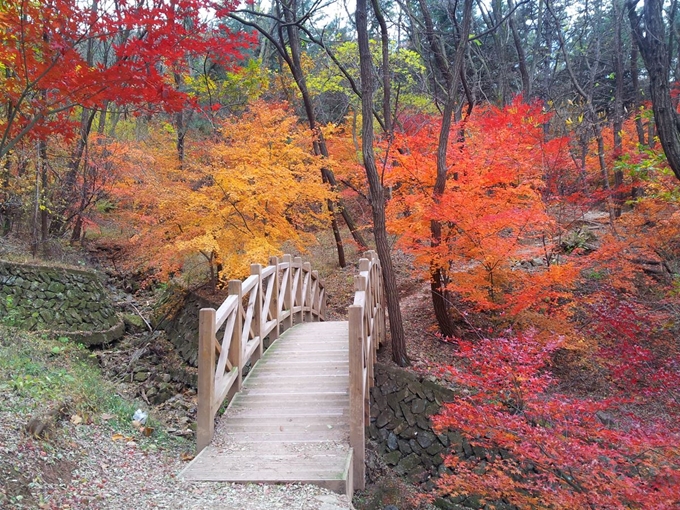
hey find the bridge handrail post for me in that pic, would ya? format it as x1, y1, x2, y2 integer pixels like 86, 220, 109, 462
348, 301, 366, 490
228, 279, 243, 392
283, 254, 293, 331
294, 256, 303, 324
251, 264, 264, 362
197, 308, 216, 453
268, 256, 280, 343
303, 261, 313, 321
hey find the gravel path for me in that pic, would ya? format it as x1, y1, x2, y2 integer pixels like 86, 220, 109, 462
0, 395, 354, 509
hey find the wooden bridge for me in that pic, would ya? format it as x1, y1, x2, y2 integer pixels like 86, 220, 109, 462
180, 253, 384, 495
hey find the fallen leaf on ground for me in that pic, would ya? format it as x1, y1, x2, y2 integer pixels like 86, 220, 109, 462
71, 414, 83, 425
101, 413, 115, 421
180, 452, 195, 462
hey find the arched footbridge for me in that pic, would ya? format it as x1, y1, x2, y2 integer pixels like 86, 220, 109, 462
180, 252, 385, 496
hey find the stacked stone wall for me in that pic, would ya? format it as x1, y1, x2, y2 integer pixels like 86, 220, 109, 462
153, 289, 218, 367
371, 363, 509, 509
0, 260, 123, 345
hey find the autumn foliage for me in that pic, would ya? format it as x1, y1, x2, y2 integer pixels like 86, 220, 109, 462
384, 99, 577, 316
433, 333, 680, 509
1, 2, 680, 506
0, 0, 248, 157
109, 101, 330, 283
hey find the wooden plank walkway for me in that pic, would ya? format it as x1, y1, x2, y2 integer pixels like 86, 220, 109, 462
180, 321, 354, 494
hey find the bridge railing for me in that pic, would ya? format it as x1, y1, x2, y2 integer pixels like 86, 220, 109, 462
348, 250, 385, 490
196, 254, 326, 452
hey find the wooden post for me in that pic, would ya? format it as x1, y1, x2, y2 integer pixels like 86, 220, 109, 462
283, 254, 293, 331
228, 280, 243, 391
197, 308, 216, 453
268, 256, 280, 344
303, 261, 312, 322
294, 256, 303, 324
320, 287, 327, 321
251, 264, 264, 362
349, 303, 365, 490
311, 270, 319, 319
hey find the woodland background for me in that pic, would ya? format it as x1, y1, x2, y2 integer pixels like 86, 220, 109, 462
1, 0, 680, 507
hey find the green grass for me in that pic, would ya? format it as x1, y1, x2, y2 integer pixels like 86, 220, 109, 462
0, 325, 179, 448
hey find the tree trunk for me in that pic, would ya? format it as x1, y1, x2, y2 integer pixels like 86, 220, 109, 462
613, 0, 626, 217
39, 139, 48, 241
418, 0, 473, 337
1, 157, 10, 236
509, 0, 531, 100
276, 0, 368, 259
51, 108, 96, 235
630, 44, 646, 145
357, 0, 408, 366
628, 0, 680, 181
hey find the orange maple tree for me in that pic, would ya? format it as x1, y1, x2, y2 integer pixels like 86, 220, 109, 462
384, 99, 577, 322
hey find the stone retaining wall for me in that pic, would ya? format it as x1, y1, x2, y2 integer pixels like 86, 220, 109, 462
370, 363, 458, 483
370, 363, 499, 509
153, 289, 219, 367
0, 260, 123, 345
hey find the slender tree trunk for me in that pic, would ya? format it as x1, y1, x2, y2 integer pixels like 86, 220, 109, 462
613, 0, 626, 217
39, 139, 48, 241
277, 0, 367, 262
357, 0, 408, 366
51, 109, 96, 235
509, 0, 531, 100
371, 0, 392, 134
1, 152, 10, 236
418, 0, 473, 337
630, 44, 646, 145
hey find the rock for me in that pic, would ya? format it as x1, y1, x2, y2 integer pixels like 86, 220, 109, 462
411, 398, 426, 414
416, 414, 430, 430
134, 371, 150, 382
383, 450, 401, 466
397, 453, 421, 473
426, 442, 444, 456
397, 437, 412, 454
387, 432, 398, 450
153, 389, 173, 404
376, 410, 392, 428
401, 427, 418, 440
596, 410, 616, 427
400, 402, 416, 427
408, 466, 429, 483
417, 431, 435, 449
392, 421, 408, 436
462, 439, 473, 458
122, 313, 147, 332
387, 389, 408, 413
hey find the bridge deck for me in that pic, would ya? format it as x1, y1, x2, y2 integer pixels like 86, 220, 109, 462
180, 321, 353, 494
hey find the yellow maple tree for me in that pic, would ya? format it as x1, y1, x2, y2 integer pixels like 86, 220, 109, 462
110, 101, 331, 284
